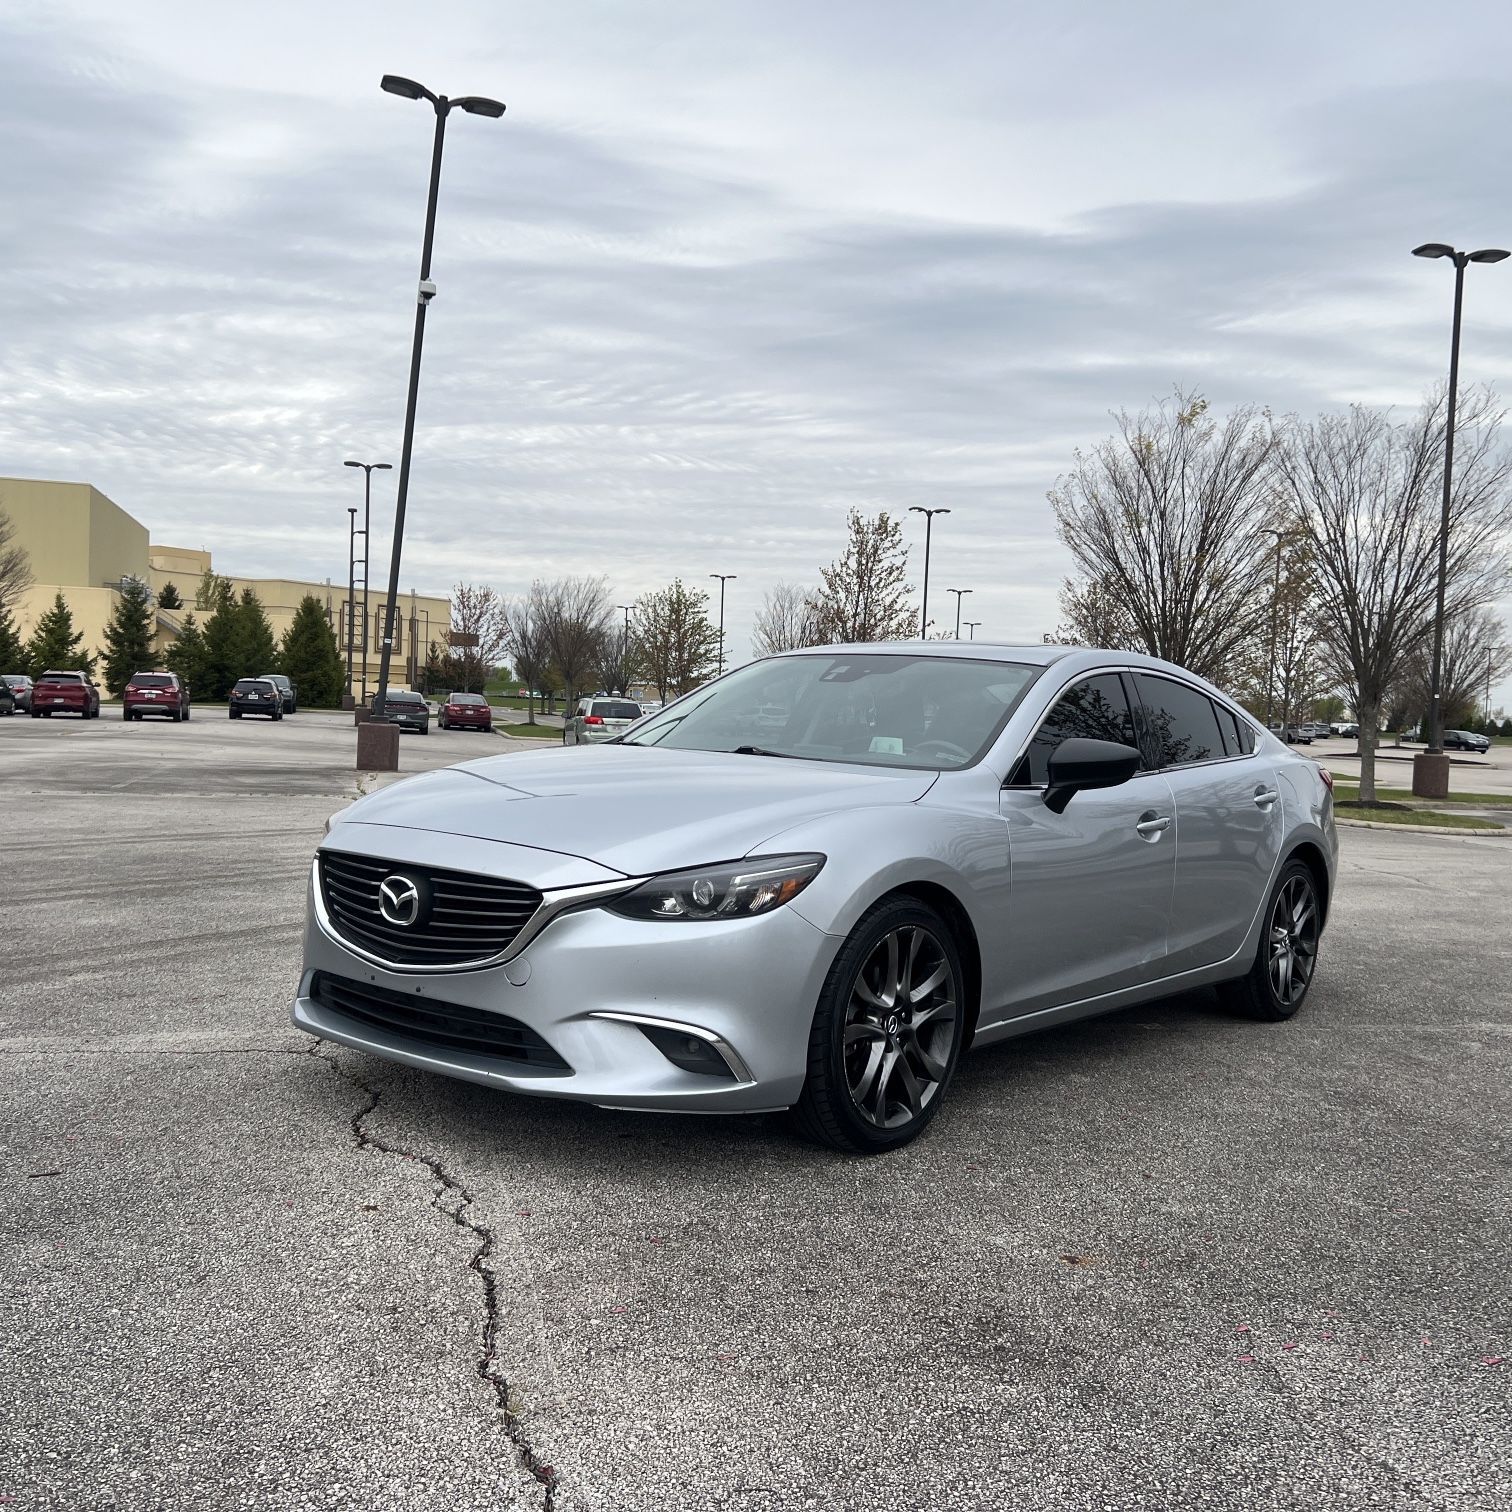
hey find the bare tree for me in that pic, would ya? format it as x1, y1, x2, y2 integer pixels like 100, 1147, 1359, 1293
537, 576, 613, 706
1225, 537, 1333, 724
439, 583, 510, 694
1053, 574, 1140, 650
1050, 392, 1282, 682
1278, 389, 1512, 801
0, 507, 33, 613
501, 583, 555, 725
1400, 607, 1511, 731
752, 582, 824, 657
812, 510, 915, 643
634, 579, 719, 699
591, 618, 642, 696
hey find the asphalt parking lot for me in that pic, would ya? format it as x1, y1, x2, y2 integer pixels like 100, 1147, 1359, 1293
2, 716, 1509, 1511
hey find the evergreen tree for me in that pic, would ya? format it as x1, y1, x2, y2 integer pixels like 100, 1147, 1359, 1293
101, 576, 157, 696
278, 595, 345, 707
164, 612, 209, 695
23, 592, 94, 678
201, 591, 245, 698
0, 601, 26, 674
157, 581, 184, 610
194, 568, 233, 612
237, 588, 278, 675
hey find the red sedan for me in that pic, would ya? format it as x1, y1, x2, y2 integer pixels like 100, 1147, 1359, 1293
437, 692, 494, 732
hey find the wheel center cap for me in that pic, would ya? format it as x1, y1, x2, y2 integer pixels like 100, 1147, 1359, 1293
885, 1013, 902, 1036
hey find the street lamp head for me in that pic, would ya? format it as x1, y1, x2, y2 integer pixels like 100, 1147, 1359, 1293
1412, 243, 1455, 259
1468, 248, 1511, 264
344, 459, 361, 468
454, 95, 506, 118
374, 461, 393, 471
381, 75, 433, 102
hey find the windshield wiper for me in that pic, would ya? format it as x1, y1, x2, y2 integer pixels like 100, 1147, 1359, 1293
731, 744, 799, 759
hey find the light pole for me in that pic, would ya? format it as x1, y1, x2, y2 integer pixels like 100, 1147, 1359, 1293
1409, 241, 1509, 796
365, 74, 505, 769
710, 574, 736, 675
963, 620, 981, 641
617, 605, 633, 695
344, 459, 392, 705
908, 507, 950, 639
1263, 527, 1293, 730
344, 508, 359, 707
1488, 646, 1504, 729
947, 588, 973, 638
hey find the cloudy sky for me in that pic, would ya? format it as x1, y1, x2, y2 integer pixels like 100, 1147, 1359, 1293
3, 0, 1512, 699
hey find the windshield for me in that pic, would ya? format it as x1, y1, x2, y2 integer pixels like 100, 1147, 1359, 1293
622, 653, 1041, 770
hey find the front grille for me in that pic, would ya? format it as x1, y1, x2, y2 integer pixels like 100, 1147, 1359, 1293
310, 971, 570, 1072
319, 850, 542, 967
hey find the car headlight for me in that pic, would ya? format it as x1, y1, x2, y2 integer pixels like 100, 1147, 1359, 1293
605, 854, 825, 922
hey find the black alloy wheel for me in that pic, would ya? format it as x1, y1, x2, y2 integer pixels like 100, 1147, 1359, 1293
1218, 857, 1321, 1021
792, 898, 967, 1154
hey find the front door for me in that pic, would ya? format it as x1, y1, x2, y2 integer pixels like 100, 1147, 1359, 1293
992, 672, 1177, 1022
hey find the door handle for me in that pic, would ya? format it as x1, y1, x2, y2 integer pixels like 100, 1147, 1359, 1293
1254, 787, 1280, 807
1135, 812, 1171, 837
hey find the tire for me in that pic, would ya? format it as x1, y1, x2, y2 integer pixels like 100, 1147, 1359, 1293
122, 709, 130, 721
1217, 858, 1321, 1022
230, 710, 239, 720
790, 898, 968, 1155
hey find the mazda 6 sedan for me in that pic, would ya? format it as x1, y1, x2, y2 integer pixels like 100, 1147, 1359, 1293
293, 644, 1337, 1154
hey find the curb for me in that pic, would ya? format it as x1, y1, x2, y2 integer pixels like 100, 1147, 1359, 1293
1335, 817, 1509, 837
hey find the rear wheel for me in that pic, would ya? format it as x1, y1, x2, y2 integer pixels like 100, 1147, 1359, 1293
1217, 858, 1321, 1022
791, 898, 967, 1155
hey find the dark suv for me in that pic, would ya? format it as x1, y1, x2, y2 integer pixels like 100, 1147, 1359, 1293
259, 673, 297, 713
370, 688, 430, 734
229, 678, 285, 720
124, 671, 191, 722
1443, 729, 1492, 754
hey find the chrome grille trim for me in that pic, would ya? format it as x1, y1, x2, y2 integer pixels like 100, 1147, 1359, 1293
311, 855, 642, 974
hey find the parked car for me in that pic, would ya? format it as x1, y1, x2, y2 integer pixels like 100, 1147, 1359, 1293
371, 688, 430, 734
1443, 729, 1491, 753
259, 674, 297, 713
1282, 724, 1312, 745
3, 674, 33, 713
1304, 722, 1332, 740
1330, 722, 1359, 738
229, 677, 284, 720
30, 670, 100, 719
438, 692, 493, 732
0, 682, 14, 716
295, 645, 1337, 1155
123, 671, 191, 722
565, 697, 644, 745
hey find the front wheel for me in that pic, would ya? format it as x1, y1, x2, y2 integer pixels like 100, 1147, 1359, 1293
791, 899, 967, 1155
1217, 858, 1321, 1022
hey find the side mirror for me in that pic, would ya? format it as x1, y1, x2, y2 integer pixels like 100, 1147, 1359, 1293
1043, 737, 1142, 814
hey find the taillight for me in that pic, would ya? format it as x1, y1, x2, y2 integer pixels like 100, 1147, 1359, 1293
584, 715, 604, 725
1318, 767, 1334, 793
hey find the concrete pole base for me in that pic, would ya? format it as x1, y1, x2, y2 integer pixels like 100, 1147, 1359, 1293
1410, 751, 1451, 799
353, 705, 371, 726
340, 692, 355, 712
356, 721, 400, 773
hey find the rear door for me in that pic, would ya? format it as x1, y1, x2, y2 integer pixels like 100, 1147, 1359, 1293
997, 671, 1176, 1017
1132, 673, 1283, 975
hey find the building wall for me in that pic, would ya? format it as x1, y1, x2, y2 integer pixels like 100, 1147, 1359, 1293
3, 477, 149, 595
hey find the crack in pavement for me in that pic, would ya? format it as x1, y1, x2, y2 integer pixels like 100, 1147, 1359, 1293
304, 1041, 561, 1511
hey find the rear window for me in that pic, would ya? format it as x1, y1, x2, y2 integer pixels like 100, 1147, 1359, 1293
593, 702, 642, 720
1133, 674, 1227, 768
41, 672, 83, 684
132, 674, 175, 688
387, 690, 423, 703
234, 679, 271, 691
449, 693, 485, 706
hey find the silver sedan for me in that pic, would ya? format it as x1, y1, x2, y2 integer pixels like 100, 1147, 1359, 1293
293, 644, 1337, 1154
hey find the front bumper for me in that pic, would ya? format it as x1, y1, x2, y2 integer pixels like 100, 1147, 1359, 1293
292, 847, 839, 1113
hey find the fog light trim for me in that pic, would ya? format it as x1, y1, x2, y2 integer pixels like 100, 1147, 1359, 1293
587, 1011, 754, 1083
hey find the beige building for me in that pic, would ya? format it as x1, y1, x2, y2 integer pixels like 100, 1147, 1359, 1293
4, 476, 450, 691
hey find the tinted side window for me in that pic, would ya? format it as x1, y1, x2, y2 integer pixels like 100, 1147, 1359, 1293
1135, 675, 1226, 768
1217, 706, 1258, 756
1014, 674, 1136, 785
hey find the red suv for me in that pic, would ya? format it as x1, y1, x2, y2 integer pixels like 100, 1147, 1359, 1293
437, 692, 493, 731
123, 671, 191, 722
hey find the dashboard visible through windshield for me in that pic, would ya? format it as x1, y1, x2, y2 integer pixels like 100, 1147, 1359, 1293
621, 653, 1041, 770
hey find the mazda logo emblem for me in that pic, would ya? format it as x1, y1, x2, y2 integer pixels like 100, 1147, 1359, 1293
378, 875, 422, 927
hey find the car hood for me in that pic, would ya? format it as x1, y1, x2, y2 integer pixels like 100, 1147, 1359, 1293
336, 744, 937, 877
